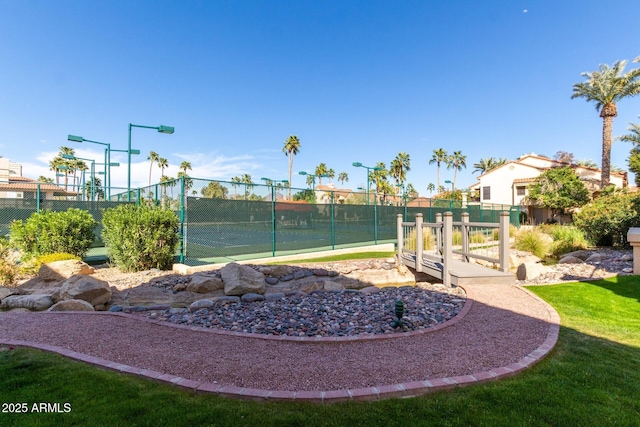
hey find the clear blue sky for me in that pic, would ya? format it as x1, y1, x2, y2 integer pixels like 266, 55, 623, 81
1, 0, 640, 193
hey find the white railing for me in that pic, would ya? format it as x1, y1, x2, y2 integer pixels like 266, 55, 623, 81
397, 211, 510, 287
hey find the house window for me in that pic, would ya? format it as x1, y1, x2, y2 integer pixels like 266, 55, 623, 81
516, 186, 526, 196
482, 186, 490, 200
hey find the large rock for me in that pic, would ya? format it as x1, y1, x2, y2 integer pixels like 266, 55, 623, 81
509, 250, 543, 270
342, 268, 415, 287
48, 299, 95, 312
38, 260, 95, 281
558, 255, 584, 264
0, 287, 16, 301
1, 294, 53, 311
516, 262, 549, 281
60, 275, 112, 307
265, 276, 326, 294
186, 273, 224, 293
220, 263, 266, 296
110, 286, 224, 308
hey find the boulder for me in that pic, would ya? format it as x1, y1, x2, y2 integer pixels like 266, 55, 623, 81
360, 286, 381, 294
516, 262, 549, 281
1, 294, 53, 311
265, 276, 326, 294
189, 299, 215, 311
0, 287, 16, 301
323, 280, 344, 292
60, 275, 112, 307
343, 268, 415, 287
48, 299, 95, 312
220, 263, 266, 296
585, 253, 604, 263
509, 250, 543, 270
186, 273, 224, 293
110, 286, 224, 308
558, 255, 584, 264
38, 260, 95, 281
241, 293, 265, 303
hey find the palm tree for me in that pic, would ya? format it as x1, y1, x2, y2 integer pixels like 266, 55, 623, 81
390, 152, 411, 199
147, 151, 159, 186
338, 172, 349, 187
157, 157, 168, 178
282, 135, 301, 199
618, 116, 640, 146
429, 148, 448, 190
619, 117, 640, 184
179, 161, 192, 175
314, 163, 329, 184
571, 59, 640, 187
427, 182, 436, 195
37, 176, 54, 184
241, 173, 254, 199
472, 157, 506, 174
448, 151, 467, 190
231, 176, 242, 198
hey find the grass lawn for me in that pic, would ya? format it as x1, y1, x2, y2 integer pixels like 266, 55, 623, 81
1, 277, 639, 426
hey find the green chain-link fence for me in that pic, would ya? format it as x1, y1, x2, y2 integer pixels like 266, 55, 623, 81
0, 179, 519, 266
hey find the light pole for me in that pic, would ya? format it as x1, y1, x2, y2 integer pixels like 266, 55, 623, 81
445, 179, 455, 210
260, 177, 289, 200
68, 135, 112, 198
352, 162, 382, 205
127, 123, 174, 200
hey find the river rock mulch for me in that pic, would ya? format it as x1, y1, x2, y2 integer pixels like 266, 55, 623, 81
141, 284, 466, 337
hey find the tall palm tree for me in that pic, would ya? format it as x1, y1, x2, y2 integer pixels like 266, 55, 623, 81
147, 151, 159, 186
282, 135, 301, 200
429, 148, 448, 190
448, 151, 467, 190
390, 152, 411, 199
231, 176, 242, 198
618, 116, 640, 146
179, 161, 192, 175
571, 59, 640, 187
338, 172, 349, 187
619, 117, 640, 185
157, 157, 168, 178
241, 173, 254, 199
427, 182, 436, 195
314, 163, 329, 185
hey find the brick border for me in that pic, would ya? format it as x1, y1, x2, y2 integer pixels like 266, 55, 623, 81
0, 284, 560, 403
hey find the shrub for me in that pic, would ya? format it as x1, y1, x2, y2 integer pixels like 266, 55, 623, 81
404, 227, 435, 251
572, 192, 640, 246
10, 209, 97, 258
102, 204, 179, 272
540, 224, 589, 256
0, 236, 19, 286
514, 228, 550, 259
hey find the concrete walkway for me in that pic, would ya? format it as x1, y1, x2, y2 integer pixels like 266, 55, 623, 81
0, 283, 559, 403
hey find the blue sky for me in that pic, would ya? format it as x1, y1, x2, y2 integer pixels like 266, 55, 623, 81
1, 0, 640, 194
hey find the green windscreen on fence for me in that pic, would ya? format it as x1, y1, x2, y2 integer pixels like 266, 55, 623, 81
1, 179, 519, 266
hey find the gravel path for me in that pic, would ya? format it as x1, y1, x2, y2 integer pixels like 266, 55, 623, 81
0, 282, 555, 395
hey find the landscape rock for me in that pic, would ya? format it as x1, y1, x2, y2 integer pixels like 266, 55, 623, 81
60, 275, 112, 307
38, 260, 95, 281
186, 273, 224, 293
48, 299, 95, 312
241, 293, 265, 303
0, 287, 16, 300
323, 280, 344, 292
212, 296, 241, 304
558, 255, 584, 264
189, 299, 215, 311
220, 262, 266, 296
360, 286, 381, 294
266, 276, 326, 294
516, 262, 549, 281
1, 294, 53, 311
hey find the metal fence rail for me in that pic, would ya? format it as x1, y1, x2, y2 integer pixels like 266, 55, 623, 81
0, 179, 520, 266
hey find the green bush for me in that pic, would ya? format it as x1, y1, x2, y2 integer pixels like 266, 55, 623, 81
514, 228, 550, 259
102, 204, 179, 272
10, 208, 97, 258
0, 236, 19, 286
540, 224, 590, 256
572, 193, 640, 246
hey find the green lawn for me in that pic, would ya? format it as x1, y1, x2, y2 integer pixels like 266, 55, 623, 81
1, 277, 639, 426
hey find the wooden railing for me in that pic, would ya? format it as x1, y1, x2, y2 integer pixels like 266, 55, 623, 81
397, 211, 510, 287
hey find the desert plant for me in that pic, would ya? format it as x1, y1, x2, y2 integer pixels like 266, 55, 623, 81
514, 228, 550, 259
572, 192, 640, 246
102, 204, 179, 272
9, 208, 97, 258
404, 228, 435, 251
0, 236, 19, 286
540, 224, 590, 256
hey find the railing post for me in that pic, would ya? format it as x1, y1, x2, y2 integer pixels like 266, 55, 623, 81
499, 211, 510, 272
443, 212, 453, 287
435, 213, 443, 254
415, 213, 423, 273
396, 213, 403, 259
461, 212, 470, 262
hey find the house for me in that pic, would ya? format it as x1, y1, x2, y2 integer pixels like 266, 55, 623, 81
469, 153, 627, 224
315, 183, 356, 204
0, 158, 77, 200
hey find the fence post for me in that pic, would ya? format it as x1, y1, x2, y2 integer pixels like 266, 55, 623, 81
443, 212, 453, 287
36, 183, 41, 213
396, 214, 403, 259
270, 185, 276, 256
415, 213, 423, 272
373, 193, 378, 244
499, 211, 510, 272
461, 212, 469, 262
179, 176, 185, 263
331, 191, 335, 250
